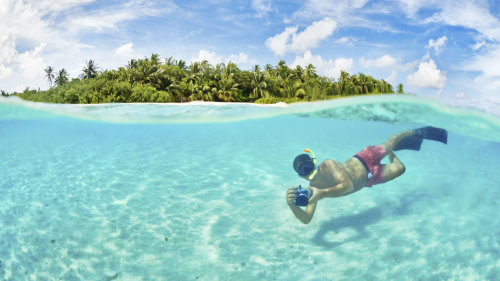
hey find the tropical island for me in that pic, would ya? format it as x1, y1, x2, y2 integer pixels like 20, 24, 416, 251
3, 54, 403, 104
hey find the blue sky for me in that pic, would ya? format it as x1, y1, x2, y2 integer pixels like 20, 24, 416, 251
1, 0, 500, 112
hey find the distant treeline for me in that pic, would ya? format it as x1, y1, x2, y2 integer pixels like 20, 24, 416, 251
11, 54, 403, 104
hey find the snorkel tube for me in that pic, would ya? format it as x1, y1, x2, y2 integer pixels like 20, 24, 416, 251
303, 149, 318, 181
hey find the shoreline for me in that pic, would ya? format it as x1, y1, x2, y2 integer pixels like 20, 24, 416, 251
69, 93, 393, 108
73, 100, 290, 108
2, 94, 499, 121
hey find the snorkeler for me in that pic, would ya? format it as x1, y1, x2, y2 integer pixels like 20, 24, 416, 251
286, 126, 448, 224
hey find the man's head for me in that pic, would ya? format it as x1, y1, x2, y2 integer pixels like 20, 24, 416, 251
293, 151, 316, 179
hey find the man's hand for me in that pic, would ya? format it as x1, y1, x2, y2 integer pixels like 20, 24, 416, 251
286, 186, 297, 206
287, 186, 322, 206
286, 186, 318, 224
307, 186, 322, 204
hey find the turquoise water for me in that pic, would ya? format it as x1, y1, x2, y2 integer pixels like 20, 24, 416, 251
1, 95, 500, 280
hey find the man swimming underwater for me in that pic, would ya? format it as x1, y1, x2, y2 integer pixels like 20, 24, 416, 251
286, 126, 448, 224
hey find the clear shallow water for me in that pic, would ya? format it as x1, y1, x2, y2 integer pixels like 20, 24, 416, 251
1, 95, 500, 280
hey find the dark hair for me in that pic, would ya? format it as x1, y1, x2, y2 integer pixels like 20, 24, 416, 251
293, 154, 315, 177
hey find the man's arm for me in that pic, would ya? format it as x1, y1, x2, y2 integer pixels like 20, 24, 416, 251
286, 187, 317, 224
313, 181, 354, 200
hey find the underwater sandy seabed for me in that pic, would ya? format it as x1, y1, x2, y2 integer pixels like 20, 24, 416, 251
1, 95, 500, 280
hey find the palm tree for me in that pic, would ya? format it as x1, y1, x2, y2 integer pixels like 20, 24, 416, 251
358, 73, 368, 94
294, 65, 305, 82
350, 74, 362, 94
149, 68, 173, 90
250, 65, 269, 99
305, 64, 317, 81
176, 59, 186, 70
223, 61, 238, 78
277, 60, 290, 80
199, 60, 211, 75
200, 84, 214, 101
44, 66, 55, 87
279, 74, 303, 98
81, 60, 99, 79
397, 83, 404, 94
339, 70, 350, 95
214, 75, 239, 102
165, 56, 176, 66
188, 62, 202, 84
339, 70, 349, 84
150, 53, 161, 67
379, 79, 387, 93
55, 69, 69, 86
127, 59, 138, 70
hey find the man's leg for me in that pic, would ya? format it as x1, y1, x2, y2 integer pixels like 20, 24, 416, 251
380, 130, 411, 182
382, 151, 406, 181
383, 130, 414, 152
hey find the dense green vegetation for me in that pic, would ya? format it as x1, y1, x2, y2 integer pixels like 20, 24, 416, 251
12, 54, 402, 104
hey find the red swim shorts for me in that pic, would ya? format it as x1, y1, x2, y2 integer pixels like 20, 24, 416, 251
354, 145, 387, 187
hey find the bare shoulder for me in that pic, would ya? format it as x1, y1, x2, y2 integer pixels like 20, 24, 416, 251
320, 159, 343, 170
318, 159, 346, 177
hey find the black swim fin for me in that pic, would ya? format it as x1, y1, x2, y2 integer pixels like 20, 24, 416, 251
414, 126, 448, 144
393, 126, 447, 151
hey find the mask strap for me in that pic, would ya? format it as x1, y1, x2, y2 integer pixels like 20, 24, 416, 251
303, 149, 316, 165
305, 169, 317, 181
303, 148, 317, 180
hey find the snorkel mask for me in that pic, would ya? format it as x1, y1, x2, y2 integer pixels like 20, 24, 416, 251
293, 149, 318, 181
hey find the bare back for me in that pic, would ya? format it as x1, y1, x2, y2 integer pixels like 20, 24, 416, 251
310, 158, 369, 195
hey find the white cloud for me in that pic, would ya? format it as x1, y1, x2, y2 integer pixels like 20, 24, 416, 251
399, 0, 500, 50
358, 55, 404, 89
0, 1, 59, 82
265, 27, 297, 57
0, 0, 177, 92
291, 0, 391, 31
191, 50, 253, 68
64, 1, 177, 33
0, 30, 16, 79
114, 43, 135, 57
406, 60, 447, 89
397, 1, 500, 99
470, 72, 500, 93
227, 52, 249, 65
0, 64, 12, 80
426, 2, 500, 94
17, 43, 46, 79
292, 50, 353, 80
423, 2, 500, 41
265, 17, 337, 56
465, 45, 500, 78
386, 70, 397, 85
192, 50, 223, 66
359, 55, 398, 68
297, 0, 369, 19
35, 0, 95, 13
395, 0, 440, 19
427, 36, 447, 54
251, 0, 272, 18
463, 44, 500, 100
471, 40, 486, 51
336, 36, 357, 46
